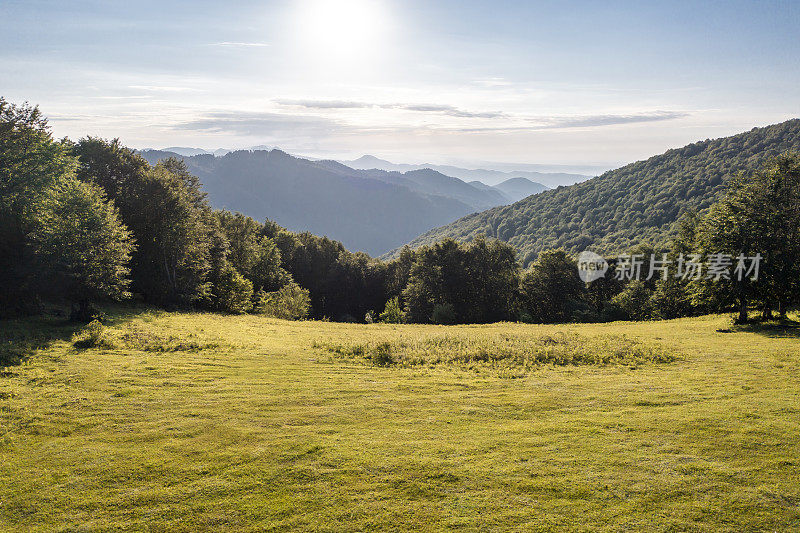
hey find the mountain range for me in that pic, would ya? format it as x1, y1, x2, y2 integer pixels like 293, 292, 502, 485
340, 155, 593, 187
391, 119, 800, 264
139, 149, 547, 255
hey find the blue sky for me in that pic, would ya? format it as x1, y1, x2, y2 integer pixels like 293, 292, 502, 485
2, 0, 798, 169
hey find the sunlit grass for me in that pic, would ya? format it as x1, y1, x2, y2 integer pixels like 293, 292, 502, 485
1, 310, 799, 530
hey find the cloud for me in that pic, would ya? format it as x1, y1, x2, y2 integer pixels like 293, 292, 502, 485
173, 109, 689, 141
276, 98, 506, 118
276, 99, 370, 109
173, 111, 342, 138
129, 85, 199, 93
449, 111, 689, 133
209, 41, 270, 47
535, 111, 688, 129
471, 77, 513, 88
389, 104, 506, 119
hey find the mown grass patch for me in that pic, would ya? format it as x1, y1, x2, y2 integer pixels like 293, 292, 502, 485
315, 330, 679, 372
2, 311, 799, 531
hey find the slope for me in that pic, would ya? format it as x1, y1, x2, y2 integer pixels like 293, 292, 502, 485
140, 149, 477, 256
394, 119, 800, 264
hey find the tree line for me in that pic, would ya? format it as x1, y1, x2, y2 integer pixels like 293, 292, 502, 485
2, 98, 797, 324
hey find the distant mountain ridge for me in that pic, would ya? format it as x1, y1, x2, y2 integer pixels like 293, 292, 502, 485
390, 119, 800, 264
139, 149, 546, 255
341, 155, 593, 187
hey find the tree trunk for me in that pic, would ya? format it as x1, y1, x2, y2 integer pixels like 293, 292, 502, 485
736, 295, 748, 324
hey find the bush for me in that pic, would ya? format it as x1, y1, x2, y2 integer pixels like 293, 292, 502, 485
379, 297, 405, 324
72, 319, 115, 349
254, 282, 311, 320
609, 281, 654, 321
214, 265, 253, 314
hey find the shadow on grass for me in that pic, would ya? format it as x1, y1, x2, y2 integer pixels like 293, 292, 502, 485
732, 318, 800, 339
0, 303, 146, 368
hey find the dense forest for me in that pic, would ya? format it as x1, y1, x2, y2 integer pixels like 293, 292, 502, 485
2, 98, 798, 325
398, 119, 800, 265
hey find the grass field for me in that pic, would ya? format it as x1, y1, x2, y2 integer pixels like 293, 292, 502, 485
1, 309, 799, 531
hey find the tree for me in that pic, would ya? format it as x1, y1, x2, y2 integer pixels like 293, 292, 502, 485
254, 282, 311, 320
608, 281, 654, 321
215, 211, 291, 292
213, 264, 253, 314
31, 179, 134, 321
379, 296, 405, 323
693, 155, 800, 322
519, 249, 584, 323
403, 237, 519, 324
0, 98, 77, 314
74, 140, 214, 306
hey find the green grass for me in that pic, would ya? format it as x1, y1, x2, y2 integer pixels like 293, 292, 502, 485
1, 309, 799, 531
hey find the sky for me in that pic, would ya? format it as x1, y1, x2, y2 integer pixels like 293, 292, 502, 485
2, 0, 798, 171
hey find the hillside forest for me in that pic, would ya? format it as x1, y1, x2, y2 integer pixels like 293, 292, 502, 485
2, 97, 799, 327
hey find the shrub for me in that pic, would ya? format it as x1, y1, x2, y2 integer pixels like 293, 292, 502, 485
369, 342, 395, 366
72, 319, 115, 349
609, 281, 654, 321
254, 282, 311, 320
379, 297, 405, 324
214, 265, 253, 314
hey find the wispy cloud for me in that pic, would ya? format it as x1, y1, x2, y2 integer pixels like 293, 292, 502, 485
129, 85, 199, 93
276, 99, 370, 109
534, 111, 688, 129
390, 104, 506, 119
277, 99, 506, 119
209, 41, 270, 48
174, 111, 341, 138
173, 109, 689, 140
471, 77, 513, 88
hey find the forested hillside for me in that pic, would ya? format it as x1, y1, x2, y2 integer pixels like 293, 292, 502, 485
139, 149, 476, 255
141, 150, 509, 255
397, 119, 800, 264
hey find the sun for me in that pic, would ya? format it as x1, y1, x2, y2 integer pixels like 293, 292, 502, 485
295, 0, 390, 60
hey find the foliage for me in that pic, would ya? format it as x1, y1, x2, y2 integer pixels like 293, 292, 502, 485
213, 265, 253, 314
215, 210, 291, 292
74, 140, 214, 305
319, 331, 678, 370
519, 249, 585, 323
403, 237, 519, 324
401, 119, 800, 264
430, 302, 457, 325
31, 179, 134, 313
608, 281, 655, 321
265, 221, 388, 320
378, 296, 405, 324
0, 99, 78, 315
254, 283, 311, 320
71, 319, 115, 349
692, 153, 800, 322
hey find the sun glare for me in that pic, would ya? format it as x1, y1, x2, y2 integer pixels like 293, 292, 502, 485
295, 0, 389, 62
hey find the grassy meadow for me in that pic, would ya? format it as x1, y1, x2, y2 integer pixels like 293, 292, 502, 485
1, 309, 799, 531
